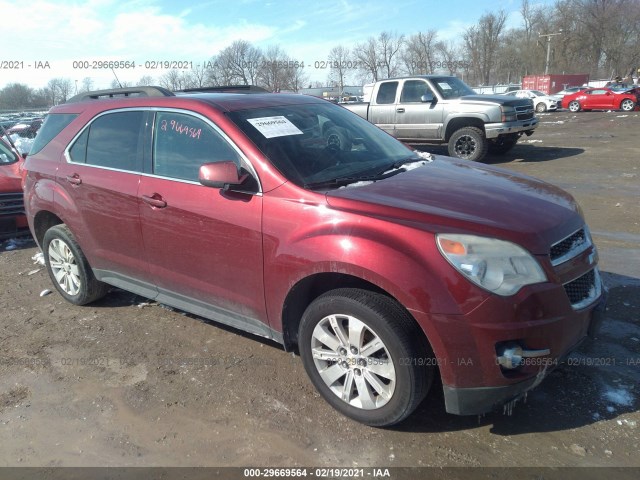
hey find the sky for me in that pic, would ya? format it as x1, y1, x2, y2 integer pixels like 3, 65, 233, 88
0, 0, 557, 91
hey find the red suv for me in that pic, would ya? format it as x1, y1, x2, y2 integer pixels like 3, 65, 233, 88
0, 137, 29, 240
23, 87, 606, 426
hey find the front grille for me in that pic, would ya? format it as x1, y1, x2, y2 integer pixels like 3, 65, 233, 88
563, 268, 600, 309
550, 227, 591, 266
0, 192, 25, 216
515, 105, 534, 120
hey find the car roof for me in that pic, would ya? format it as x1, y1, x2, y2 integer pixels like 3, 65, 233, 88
51, 90, 325, 115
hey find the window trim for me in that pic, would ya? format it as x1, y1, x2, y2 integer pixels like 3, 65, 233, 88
64, 107, 262, 194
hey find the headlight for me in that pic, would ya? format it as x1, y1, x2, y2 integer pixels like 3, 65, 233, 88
500, 106, 517, 122
436, 234, 547, 296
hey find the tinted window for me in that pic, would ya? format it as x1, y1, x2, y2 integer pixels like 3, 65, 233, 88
30, 114, 78, 155
430, 77, 476, 99
228, 102, 415, 188
376, 82, 398, 104
68, 129, 89, 163
400, 80, 431, 103
85, 111, 144, 171
153, 112, 241, 182
0, 140, 18, 164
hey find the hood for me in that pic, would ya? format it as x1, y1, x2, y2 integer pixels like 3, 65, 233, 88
325, 157, 582, 254
458, 94, 533, 108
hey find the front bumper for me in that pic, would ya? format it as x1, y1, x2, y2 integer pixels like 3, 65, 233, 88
441, 287, 608, 415
485, 117, 538, 138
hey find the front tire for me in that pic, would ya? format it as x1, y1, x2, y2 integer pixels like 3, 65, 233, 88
43, 225, 109, 305
620, 99, 635, 112
298, 289, 432, 427
568, 100, 581, 112
447, 126, 488, 162
535, 102, 547, 113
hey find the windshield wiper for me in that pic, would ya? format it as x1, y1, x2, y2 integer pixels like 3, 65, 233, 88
375, 155, 425, 175
304, 169, 403, 190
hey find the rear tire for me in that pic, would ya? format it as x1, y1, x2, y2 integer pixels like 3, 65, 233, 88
447, 126, 488, 162
43, 225, 109, 305
620, 99, 635, 112
298, 289, 432, 427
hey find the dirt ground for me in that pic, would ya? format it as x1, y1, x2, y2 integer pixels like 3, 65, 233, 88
1, 110, 638, 471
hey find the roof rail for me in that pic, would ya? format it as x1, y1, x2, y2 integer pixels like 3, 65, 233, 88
66, 86, 175, 103
177, 85, 269, 94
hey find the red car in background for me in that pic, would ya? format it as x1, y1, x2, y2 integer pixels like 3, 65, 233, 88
562, 87, 639, 112
0, 138, 29, 240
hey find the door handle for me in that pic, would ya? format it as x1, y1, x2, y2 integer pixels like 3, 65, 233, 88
66, 174, 82, 185
141, 194, 167, 208
396, 108, 405, 113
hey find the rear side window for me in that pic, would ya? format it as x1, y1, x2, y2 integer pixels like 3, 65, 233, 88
30, 113, 78, 155
400, 80, 431, 103
152, 112, 241, 182
376, 82, 398, 104
69, 111, 144, 172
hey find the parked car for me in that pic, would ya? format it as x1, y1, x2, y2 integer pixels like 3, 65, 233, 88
23, 86, 605, 426
6, 118, 43, 138
0, 138, 29, 240
550, 86, 588, 104
562, 88, 638, 112
503, 89, 559, 113
344, 76, 538, 161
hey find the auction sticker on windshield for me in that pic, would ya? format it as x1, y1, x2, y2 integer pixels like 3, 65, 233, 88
247, 116, 303, 138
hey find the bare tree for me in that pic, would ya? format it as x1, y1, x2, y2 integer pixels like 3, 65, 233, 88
353, 37, 381, 82
258, 45, 291, 92
377, 32, 405, 78
403, 30, 438, 74
327, 45, 351, 94
0, 83, 33, 110
136, 75, 155, 86
215, 40, 264, 85
80, 77, 94, 93
463, 11, 507, 84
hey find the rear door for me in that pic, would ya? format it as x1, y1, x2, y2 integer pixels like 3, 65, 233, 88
368, 81, 399, 136
58, 109, 155, 295
137, 110, 269, 335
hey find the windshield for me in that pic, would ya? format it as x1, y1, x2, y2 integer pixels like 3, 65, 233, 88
430, 77, 476, 99
0, 140, 18, 164
530, 90, 546, 96
227, 102, 416, 188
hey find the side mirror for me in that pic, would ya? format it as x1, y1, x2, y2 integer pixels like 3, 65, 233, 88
420, 93, 435, 103
199, 161, 248, 190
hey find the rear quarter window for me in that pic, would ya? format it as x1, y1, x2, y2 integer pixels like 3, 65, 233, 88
29, 114, 78, 155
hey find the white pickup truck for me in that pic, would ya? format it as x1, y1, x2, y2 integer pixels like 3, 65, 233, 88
344, 76, 538, 161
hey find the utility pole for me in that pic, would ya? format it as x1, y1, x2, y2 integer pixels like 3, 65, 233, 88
539, 30, 562, 75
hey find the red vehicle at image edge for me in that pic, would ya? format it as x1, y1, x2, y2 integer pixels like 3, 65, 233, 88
0, 137, 29, 240
23, 86, 607, 426
562, 87, 639, 112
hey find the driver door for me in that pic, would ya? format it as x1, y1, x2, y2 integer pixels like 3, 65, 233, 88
138, 110, 269, 336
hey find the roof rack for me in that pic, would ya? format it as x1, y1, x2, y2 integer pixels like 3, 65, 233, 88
66, 86, 175, 103
177, 85, 269, 94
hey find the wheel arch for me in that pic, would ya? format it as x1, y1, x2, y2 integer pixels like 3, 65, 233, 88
33, 210, 64, 247
444, 117, 486, 142
280, 273, 436, 366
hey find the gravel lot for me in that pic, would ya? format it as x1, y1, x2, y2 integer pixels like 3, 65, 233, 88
1, 110, 638, 473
